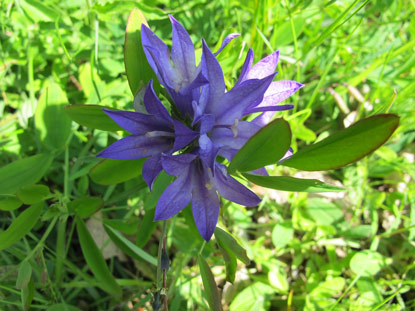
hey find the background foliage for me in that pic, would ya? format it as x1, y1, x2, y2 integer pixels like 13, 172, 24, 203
1, 0, 414, 310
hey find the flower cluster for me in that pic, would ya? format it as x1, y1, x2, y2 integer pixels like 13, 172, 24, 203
98, 16, 303, 241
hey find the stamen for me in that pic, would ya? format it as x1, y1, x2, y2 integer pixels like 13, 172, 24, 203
230, 118, 239, 138
205, 182, 214, 190
145, 131, 175, 138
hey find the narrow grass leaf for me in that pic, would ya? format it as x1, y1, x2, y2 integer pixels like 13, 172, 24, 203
0, 154, 53, 195
124, 8, 158, 96
228, 118, 291, 173
63, 105, 123, 132
243, 174, 345, 192
16, 184, 50, 204
35, 83, 72, 150
104, 225, 157, 266
280, 114, 399, 171
76, 217, 122, 297
89, 158, 145, 185
312, 0, 369, 48
198, 255, 222, 311
0, 203, 42, 250
20, 0, 59, 22
214, 227, 250, 265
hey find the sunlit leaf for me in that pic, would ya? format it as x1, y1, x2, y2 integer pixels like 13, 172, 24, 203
280, 114, 399, 171
243, 174, 345, 192
124, 9, 158, 96
35, 83, 72, 150
198, 255, 222, 311
63, 105, 123, 132
215, 227, 249, 265
228, 118, 291, 173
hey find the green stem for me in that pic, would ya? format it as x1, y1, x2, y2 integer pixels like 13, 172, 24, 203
156, 220, 167, 289
56, 147, 70, 285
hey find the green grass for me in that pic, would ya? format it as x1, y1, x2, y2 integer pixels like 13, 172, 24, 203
1, 0, 415, 310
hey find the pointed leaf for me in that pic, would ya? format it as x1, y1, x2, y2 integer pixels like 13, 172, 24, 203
104, 225, 157, 266
243, 174, 345, 193
35, 83, 72, 150
63, 105, 123, 131
214, 227, 250, 265
0, 154, 53, 195
89, 158, 145, 185
76, 217, 122, 297
0, 203, 42, 250
124, 9, 158, 95
228, 118, 291, 173
198, 255, 222, 311
280, 114, 399, 171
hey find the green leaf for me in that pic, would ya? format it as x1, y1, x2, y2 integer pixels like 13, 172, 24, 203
0, 203, 42, 250
35, 83, 72, 150
228, 118, 291, 173
0, 197, 23, 211
217, 243, 237, 284
229, 282, 274, 311
280, 114, 399, 171
21, 276, 35, 311
104, 225, 157, 266
76, 217, 122, 297
268, 267, 289, 293
63, 105, 123, 132
69, 196, 103, 218
16, 184, 50, 204
16, 261, 32, 290
104, 219, 140, 235
46, 304, 81, 311
305, 199, 343, 226
272, 16, 305, 46
0, 154, 53, 195
20, 0, 59, 22
214, 227, 250, 265
198, 255, 222, 311
136, 210, 157, 248
243, 174, 345, 193
124, 9, 158, 95
350, 250, 384, 276
89, 158, 145, 185
272, 222, 294, 248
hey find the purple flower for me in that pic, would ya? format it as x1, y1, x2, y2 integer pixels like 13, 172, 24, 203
155, 154, 260, 241
237, 49, 304, 126
98, 81, 197, 189
98, 16, 303, 242
141, 15, 239, 117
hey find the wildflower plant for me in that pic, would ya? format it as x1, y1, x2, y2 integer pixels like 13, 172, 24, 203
63, 8, 399, 310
